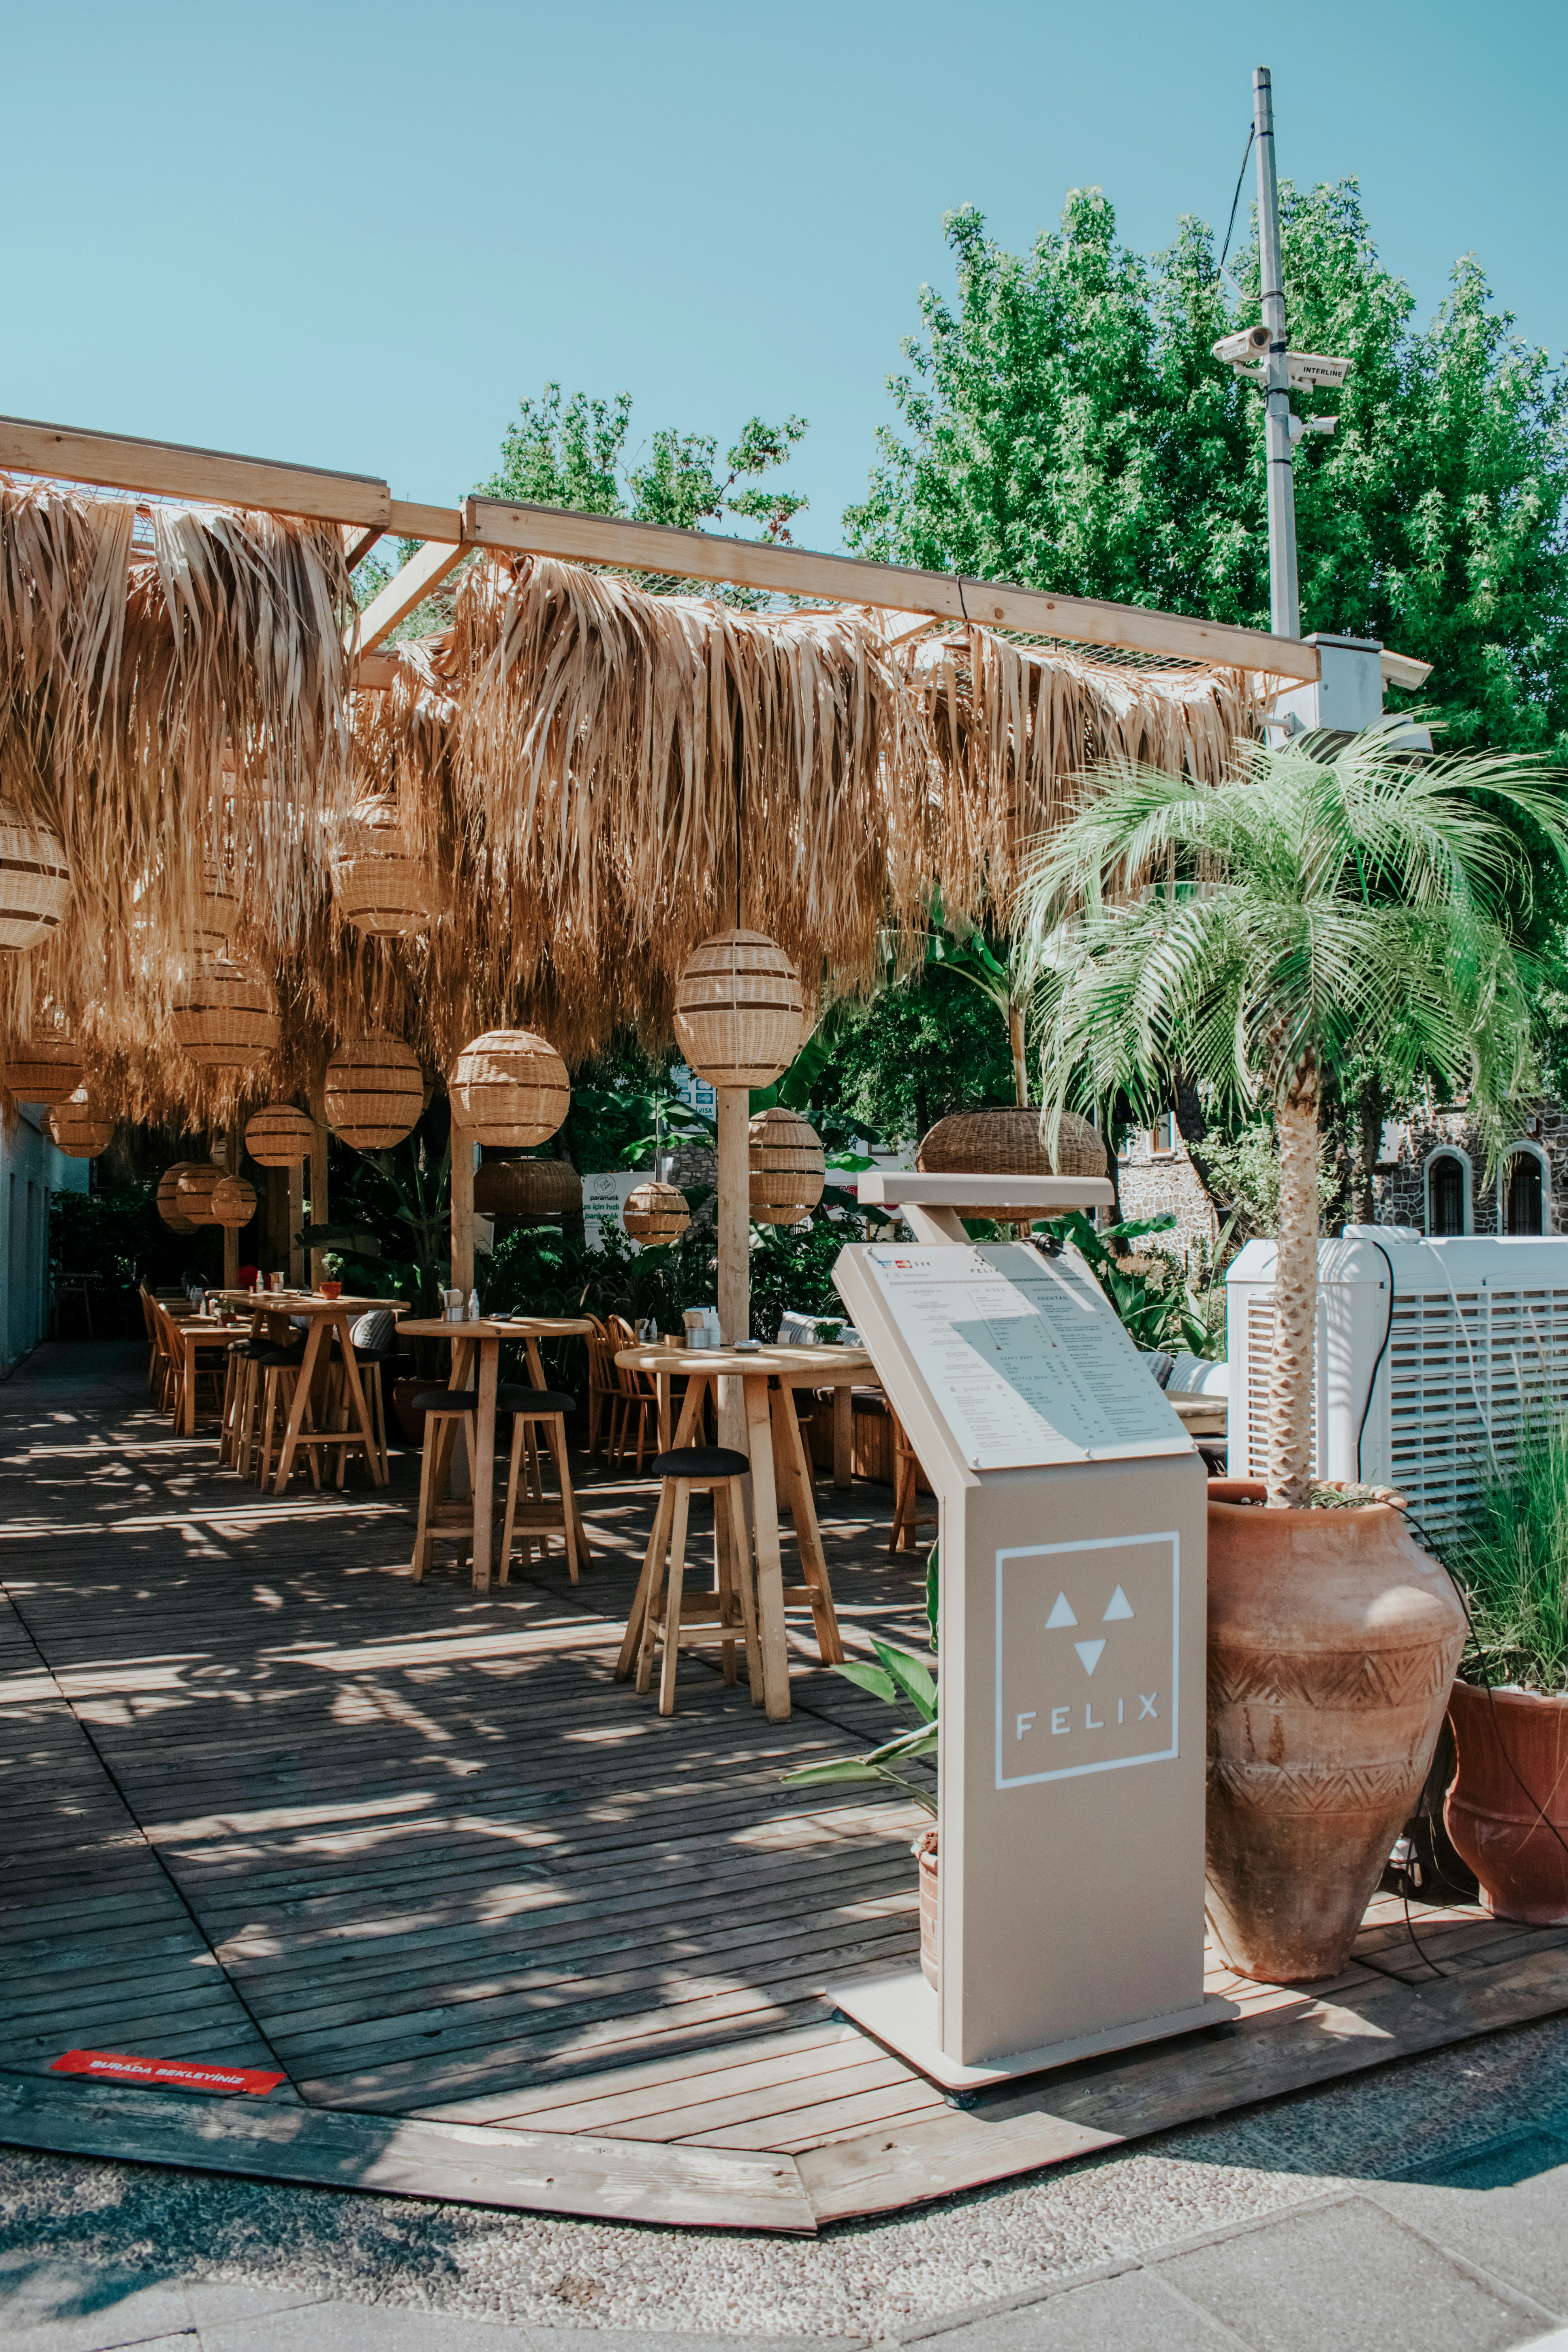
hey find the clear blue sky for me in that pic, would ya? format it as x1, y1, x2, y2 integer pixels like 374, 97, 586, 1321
4, 1, 1563, 553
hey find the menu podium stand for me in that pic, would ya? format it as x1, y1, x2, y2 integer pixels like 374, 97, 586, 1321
831, 1176, 1230, 2090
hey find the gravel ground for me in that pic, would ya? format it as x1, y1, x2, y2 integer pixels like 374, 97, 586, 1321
6, 2013, 1568, 2339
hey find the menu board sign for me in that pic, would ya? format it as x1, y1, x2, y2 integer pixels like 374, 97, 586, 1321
860, 1243, 1190, 1468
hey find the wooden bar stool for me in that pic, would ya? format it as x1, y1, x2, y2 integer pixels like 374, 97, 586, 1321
254, 1344, 322, 1491
889, 1407, 938, 1554
632, 1445, 759, 1717
411, 1384, 582, 1586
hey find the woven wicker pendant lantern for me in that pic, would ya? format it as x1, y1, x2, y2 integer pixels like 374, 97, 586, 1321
331, 796, 441, 940
157, 1164, 198, 1233
449, 1029, 570, 1147
0, 802, 70, 952
46, 1089, 112, 1159
2, 1027, 85, 1105
176, 1162, 227, 1225
210, 1173, 258, 1230
623, 1181, 691, 1245
917, 1104, 1107, 1220
171, 958, 280, 1070
245, 1104, 315, 1168
192, 857, 241, 956
748, 1105, 825, 1226
673, 930, 806, 1088
473, 1156, 583, 1220
325, 1034, 423, 1151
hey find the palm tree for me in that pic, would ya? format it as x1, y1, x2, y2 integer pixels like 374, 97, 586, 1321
1015, 731, 1568, 1506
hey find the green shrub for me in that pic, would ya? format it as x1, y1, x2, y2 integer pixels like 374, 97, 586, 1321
1446, 1418, 1568, 1694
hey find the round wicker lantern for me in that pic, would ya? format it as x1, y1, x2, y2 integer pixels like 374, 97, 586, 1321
449, 1029, 570, 1147
157, 1164, 197, 1233
245, 1103, 315, 1168
176, 1162, 227, 1226
623, 1181, 691, 1245
0, 802, 70, 952
209, 1173, 258, 1230
171, 958, 281, 1070
673, 930, 806, 1089
331, 796, 440, 940
917, 1104, 1107, 1220
473, 1156, 583, 1220
2, 1028, 85, 1105
325, 1034, 423, 1151
46, 1089, 112, 1159
748, 1106, 825, 1226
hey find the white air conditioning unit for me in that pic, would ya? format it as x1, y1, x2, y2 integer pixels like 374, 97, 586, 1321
1227, 1234, 1568, 1533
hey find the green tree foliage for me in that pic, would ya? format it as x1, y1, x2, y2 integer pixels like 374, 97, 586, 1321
847, 186, 1568, 759
799, 968, 1015, 1145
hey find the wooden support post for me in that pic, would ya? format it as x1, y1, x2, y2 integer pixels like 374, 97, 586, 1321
450, 1128, 475, 1302
716, 1085, 751, 1454
287, 1162, 305, 1289
221, 1128, 240, 1290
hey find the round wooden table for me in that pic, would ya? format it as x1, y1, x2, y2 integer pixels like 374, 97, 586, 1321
613, 1342, 872, 1721
397, 1316, 596, 1589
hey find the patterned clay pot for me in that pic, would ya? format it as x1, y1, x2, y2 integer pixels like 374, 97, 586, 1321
1446, 1681, 1568, 1926
1206, 1480, 1466, 1982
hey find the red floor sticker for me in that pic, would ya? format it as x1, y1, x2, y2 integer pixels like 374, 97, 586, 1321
51, 2049, 286, 2096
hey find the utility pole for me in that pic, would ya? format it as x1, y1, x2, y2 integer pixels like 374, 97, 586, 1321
1253, 65, 1301, 638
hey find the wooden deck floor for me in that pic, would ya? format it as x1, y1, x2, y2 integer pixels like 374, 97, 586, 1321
4, 1339, 1568, 2232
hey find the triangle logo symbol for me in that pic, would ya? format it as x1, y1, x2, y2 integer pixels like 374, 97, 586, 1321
1102, 1585, 1134, 1622
1074, 1638, 1107, 1676
1045, 1591, 1078, 1630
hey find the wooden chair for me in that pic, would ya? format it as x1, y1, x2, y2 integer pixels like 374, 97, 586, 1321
605, 1313, 658, 1472
153, 1298, 225, 1429
889, 1408, 938, 1554
583, 1315, 615, 1457
137, 1285, 160, 1395
627, 1444, 759, 1715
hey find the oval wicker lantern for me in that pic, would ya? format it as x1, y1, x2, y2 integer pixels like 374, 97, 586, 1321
176, 1162, 227, 1226
473, 1156, 583, 1220
210, 1173, 258, 1230
449, 1029, 570, 1147
331, 797, 440, 940
917, 1104, 1107, 1220
2, 1028, 85, 1105
192, 859, 241, 955
0, 802, 71, 952
325, 1034, 423, 1151
46, 1089, 112, 1159
748, 1105, 825, 1226
673, 930, 806, 1089
171, 958, 280, 1070
245, 1103, 316, 1168
157, 1163, 197, 1234
623, 1180, 691, 1246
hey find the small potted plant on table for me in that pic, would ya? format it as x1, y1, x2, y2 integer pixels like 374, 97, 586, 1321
1017, 730, 1566, 1981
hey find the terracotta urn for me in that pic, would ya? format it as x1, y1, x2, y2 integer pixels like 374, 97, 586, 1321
1446, 1681, 1568, 1925
914, 1826, 939, 1989
1206, 1480, 1466, 1982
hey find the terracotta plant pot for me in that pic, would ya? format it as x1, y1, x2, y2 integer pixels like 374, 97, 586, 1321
391, 1378, 433, 1446
1205, 1479, 1466, 1982
1446, 1681, 1568, 1925
914, 1827, 939, 1989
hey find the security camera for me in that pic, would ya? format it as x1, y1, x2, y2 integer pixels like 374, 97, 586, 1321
1211, 323, 1272, 366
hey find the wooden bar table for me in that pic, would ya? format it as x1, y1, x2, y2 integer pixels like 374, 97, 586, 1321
211, 1290, 409, 1481
397, 1316, 595, 1591
166, 1313, 237, 1437
613, 1342, 871, 1721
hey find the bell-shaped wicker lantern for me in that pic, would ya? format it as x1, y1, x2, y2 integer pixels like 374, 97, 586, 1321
46, 1089, 112, 1159
673, 930, 806, 1088
157, 1163, 197, 1233
210, 1173, 258, 1230
176, 1162, 227, 1226
623, 1181, 691, 1245
325, 1034, 423, 1151
748, 1105, 825, 1226
2, 1026, 85, 1105
171, 958, 280, 1070
473, 1156, 583, 1220
0, 802, 71, 952
917, 1104, 1107, 1221
245, 1104, 316, 1168
192, 857, 241, 956
449, 1029, 570, 1147
331, 796, 441, 939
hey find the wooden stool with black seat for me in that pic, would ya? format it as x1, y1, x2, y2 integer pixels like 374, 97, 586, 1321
254, 1342, 324, 1491
412, 1383, 584, 1586
620, 1444, 760, 1717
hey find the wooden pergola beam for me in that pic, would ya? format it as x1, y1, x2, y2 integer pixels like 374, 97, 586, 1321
0, 414, 392, 528
354, 534, 468, 654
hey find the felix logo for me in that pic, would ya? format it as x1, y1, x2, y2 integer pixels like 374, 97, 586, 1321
996, 1535, 1178, 1787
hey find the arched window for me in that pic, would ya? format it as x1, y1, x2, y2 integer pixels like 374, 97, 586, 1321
1499, 1141, 1551, 1236
1425, 1149, 1470, 1237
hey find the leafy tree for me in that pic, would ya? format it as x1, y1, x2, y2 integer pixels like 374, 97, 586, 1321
847, 185, 1568, 760
798, 966, 1015, 1147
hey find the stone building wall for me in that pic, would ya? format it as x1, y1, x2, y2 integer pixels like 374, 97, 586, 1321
1116, 1122, 1220, 1255
1373, 1100, 1568, 1236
